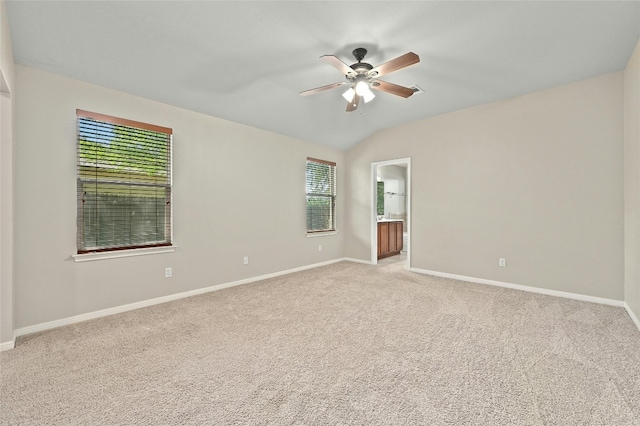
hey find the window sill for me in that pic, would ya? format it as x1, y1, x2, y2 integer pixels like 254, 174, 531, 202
306, 231, 338, 238
73, 245, 176, 263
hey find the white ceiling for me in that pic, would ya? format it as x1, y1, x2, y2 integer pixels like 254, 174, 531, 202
6, 1, 640, 150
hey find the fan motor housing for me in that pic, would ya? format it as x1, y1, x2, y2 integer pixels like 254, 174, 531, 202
350, 62, 373, 73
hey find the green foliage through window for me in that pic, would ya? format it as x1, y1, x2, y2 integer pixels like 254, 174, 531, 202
77, 110, 172, 253
377, 181, 385, 215
306, 158, 336, 232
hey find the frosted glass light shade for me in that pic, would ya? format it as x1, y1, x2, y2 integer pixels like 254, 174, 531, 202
362, 89, 375, 103
342, 88, 355, 103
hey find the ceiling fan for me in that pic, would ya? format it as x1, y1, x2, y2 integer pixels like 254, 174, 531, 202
300, 47, 420, 112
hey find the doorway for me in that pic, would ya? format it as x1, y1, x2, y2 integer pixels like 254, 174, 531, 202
371, 158, 411, 267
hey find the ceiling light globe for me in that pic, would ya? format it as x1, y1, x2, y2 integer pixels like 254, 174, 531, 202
355, 80, 370, 96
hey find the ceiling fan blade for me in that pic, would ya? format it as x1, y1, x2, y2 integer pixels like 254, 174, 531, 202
368, 52, 420, 78
299, 82, 347, 96
346, 94, 361, 112
321, 55, 356, 77
370, 80, 415, 98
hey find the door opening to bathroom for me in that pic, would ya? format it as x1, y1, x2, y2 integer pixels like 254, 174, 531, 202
371, 158, 411, 268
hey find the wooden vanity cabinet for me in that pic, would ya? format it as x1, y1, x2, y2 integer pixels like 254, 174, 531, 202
377, 220, 403, 259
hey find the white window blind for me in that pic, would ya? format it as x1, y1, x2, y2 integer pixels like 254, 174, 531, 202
77, 109, 172, 253
306, 158, 336, 233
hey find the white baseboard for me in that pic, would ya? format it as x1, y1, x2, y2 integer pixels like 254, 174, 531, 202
15, 258, 347, 340
12, 259, 637, 348
624, 303, 640, 332
409, 267, 624, 307
0, 339, 15, 352
343, 257, 373, 265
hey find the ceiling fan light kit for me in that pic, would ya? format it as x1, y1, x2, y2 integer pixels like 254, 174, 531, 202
342, 88, 375, 106
300, 47, 421, 112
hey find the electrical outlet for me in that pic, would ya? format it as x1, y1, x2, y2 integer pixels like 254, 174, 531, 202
318, 245, 322, 252
243, 256, 249, 265
165, 267, 172, 278
499, 258, 506, 267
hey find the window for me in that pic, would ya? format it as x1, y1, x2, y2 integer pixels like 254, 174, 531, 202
77, 109, 172, 253
377, 181, 385, 216
306, 158, 336, 233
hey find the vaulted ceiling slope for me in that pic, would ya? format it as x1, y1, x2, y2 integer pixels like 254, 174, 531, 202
6, 1, 640, 150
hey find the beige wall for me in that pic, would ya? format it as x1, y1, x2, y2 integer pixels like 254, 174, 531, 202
346, 72, 625, 300
0, 0, 16, 347
625, 39, 640, 321
13, 66, 345, 330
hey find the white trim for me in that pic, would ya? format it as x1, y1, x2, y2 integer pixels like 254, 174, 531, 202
306, 231, 338, 238
73, 245, 176, 263
371, 163, 377, 265
0, 339, 15, 352
409, 267, 625, 307
343, 257, 373, 265
15, 258, 346, 339
624, 303, 640, 331
10, 258, 636, 348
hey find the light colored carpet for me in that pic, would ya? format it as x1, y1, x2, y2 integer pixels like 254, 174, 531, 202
2, 257, 640, 425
